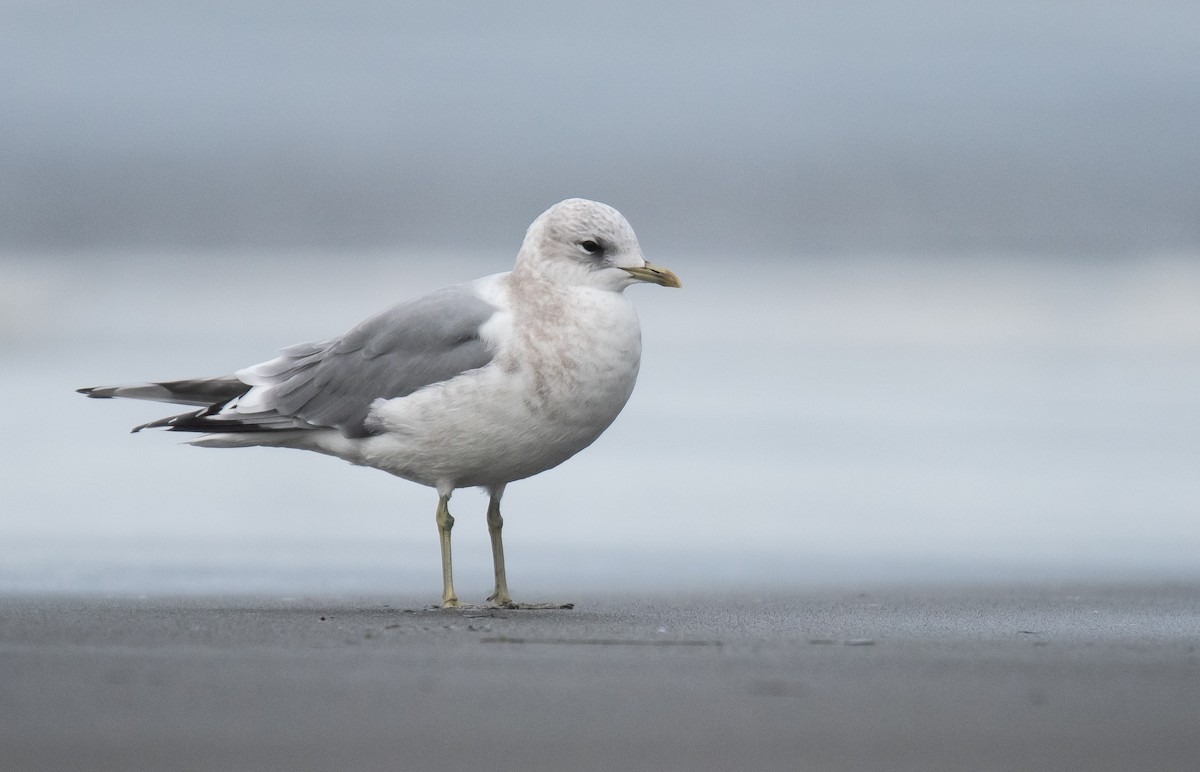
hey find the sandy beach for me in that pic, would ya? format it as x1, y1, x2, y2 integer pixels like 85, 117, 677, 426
4, 583, 1198, 772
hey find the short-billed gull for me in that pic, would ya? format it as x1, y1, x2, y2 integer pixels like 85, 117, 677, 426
79, 198, 681, 608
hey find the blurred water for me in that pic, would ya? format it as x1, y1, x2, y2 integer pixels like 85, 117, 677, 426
2, 1, 1198, 597
2, 249, 1197, 595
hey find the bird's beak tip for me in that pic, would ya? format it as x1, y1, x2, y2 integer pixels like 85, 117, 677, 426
623, 262, 682, 288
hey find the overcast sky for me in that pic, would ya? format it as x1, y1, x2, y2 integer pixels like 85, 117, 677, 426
3, 1, 1198, 254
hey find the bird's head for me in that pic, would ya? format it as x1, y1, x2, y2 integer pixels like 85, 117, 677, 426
516, 198, 682, 291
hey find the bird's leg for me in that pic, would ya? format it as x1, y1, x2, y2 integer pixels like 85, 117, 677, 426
435, 494, 462, 608
484, 486, 573, 610
486, 490, 513, 607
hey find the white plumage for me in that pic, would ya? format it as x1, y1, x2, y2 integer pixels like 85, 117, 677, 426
80, 198, 681, 607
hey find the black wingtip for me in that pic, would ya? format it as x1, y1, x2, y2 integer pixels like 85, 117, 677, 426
77, 387, 96, 397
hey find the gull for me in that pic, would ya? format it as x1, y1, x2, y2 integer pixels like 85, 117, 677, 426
79, 198, 681, 608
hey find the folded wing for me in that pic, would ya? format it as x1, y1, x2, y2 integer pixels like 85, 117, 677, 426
79, 285, 500, 438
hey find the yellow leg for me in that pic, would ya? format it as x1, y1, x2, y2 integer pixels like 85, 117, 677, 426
435, 494, 462, 608
483, 487, 572, 610
486, 491, 513, 607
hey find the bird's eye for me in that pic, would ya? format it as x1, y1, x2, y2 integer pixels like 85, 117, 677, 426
579, 239, 602, 255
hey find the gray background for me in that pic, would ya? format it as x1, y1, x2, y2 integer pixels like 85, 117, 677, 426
2, 1, 1198, 597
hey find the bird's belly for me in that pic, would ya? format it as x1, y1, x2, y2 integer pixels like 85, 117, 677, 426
360, 330, 641, 489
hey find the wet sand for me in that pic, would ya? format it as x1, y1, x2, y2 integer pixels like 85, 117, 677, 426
3, 583, 1199, 771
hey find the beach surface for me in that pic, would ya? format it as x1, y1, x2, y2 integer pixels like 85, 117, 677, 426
4, 583, 1199, 772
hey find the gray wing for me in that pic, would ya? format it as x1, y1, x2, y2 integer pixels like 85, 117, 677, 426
233, 284, 499, 438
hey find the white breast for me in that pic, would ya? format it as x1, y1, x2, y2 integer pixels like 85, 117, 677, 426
357, 281, 643, 490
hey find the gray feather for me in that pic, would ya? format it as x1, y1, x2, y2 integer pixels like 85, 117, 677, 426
238, 285, 498, 438
77, 377, 248, 406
